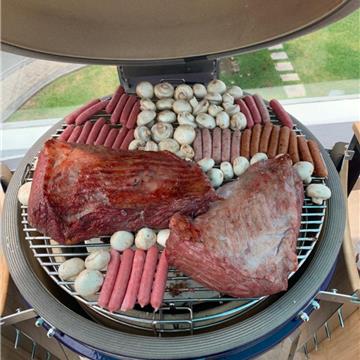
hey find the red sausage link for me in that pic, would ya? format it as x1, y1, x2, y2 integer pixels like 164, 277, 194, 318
76, 121, 93, 144
236, 99, 254, 129
253, 94, 270, 123
110, 94, 129, 124
193, 129, 203, 162
106, 86, 124, 114
240, 129, 251, 159
121, 249, 146, 311
268, 125, 280, 159
112, 127, 128, 150
85, 117, 106, 145
67, 126, 83, 143
212, 127, 222, 163
202, 129, 212, 159
75, 99, 109, 126
289, 131, 300, 164
58, 125, 75, 141
120, 129, 135, 150
138, 246, 159, 308
150, 250, 168, 311
108, 249, 134, 312
308, 140, 328, 177
221, 128, 231, 162
277, 126, 291, 155
269, 99, 293, 128
65, 99, 100, 124
231, 130, 241, 163
125, 101, 140, 130
103, 128, 119, 147
98, 249, 121, 308
94, 124, 111, 146
250, 124, 262, 157
120, 96, 137, 125
244, 96, 261, 125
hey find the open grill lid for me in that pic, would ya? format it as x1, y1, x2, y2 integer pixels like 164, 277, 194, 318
1, 0, 359, 64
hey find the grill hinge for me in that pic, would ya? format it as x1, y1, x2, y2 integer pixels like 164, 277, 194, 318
316, 289, 360, 306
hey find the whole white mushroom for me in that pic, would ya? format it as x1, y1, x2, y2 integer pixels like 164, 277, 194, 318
174, 84, 193, 100
137, 110, 156, 126
136, 81, 154, 99
208, 104, 224, 117
74, 269, 103, 297
154, 82, 174, 99
135, 228, 157, 250
223, 103, 240, 116
144, 141, 159, 152
222, 93, 234, 105
227, 85, 243, 99
151, 123, 174, 142
196, 113, 216, 129
128, 139, 145, 150
140, 99, 156, 111
18, 182, 32, 206
134, 126, 151, 142
85, 250, 110, 271
173, 100, 192, 114
230, 112, 247, 130
177, 112, 196, 127
193, 99, 210, 116
216, 111, 230, 129
58, 257, 85, 281
157, 229, 170, 247
177, 144, 195, 159
189, 96, 199, 109
158, 138, 180, 153
220, 162, 234, 180
110, 230, 134, 251
173, 125, 196, 145
207, 168, 224, 188
207, 79, 227, 94
156, 98, 174, 111
306, 184, 331, 205
197, 158, 215, 172
193, 83, 207, 98
205, 92, 223, 105
233, 156, 250, 176
293, 161, 314, 184
157, 110, 176, 123
250, 153, 268, 165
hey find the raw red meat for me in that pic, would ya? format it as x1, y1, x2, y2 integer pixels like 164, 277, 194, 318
28, 139, 218, 244
166, 155, 303, 298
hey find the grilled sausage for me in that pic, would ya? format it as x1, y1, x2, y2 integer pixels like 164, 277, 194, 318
244, 96, 261, 125
76, 121, 93, 144
253, 94, 270, 123
269, 99, 293, 128
150, 250, 168, 311
297, 136, 313, 164
230, 130, 241, 163
288, 131, 300, 164
59, 125, 75, 141
236, 99, 254, 129
65, 99, 100, 124
138, 246, 159, 308
240, 129, 251, 159
106, 86, 125, 114
221, 129, 231, 162
267, 125, 280, 159
212, 127, 222, 163
202, 129, 212, 159
259, 122, 273, 153
120, 96, 138, 125
103, 128, 119, 148
125, 101, 140, 130
75, 99, 109, 126
67, 126, 83, 143
277, 126, 291, 155
121, 249, 146, 311
120, 129, 135, 150
307, 140, 328, 177
112, 127, 128, 149
193, 129, 203, 162
250, 124, 262, 157
108, 249, 134, 312
98, 249, 121, 308
85, 117, 106, 145
94, 124, 111, 146
110, 94, 129, 124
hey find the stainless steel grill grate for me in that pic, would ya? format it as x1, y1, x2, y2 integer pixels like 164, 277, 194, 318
19, 112, 327, 335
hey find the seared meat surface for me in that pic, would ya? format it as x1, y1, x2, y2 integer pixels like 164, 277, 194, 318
166, 155, 303, 297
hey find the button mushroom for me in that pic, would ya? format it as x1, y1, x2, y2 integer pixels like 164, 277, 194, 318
223, 103, 240, 116
306, 184, 331, 205
227, 85, 243, 99
137, 110, 156, 126
58, 257, 85, 281
173, 100, 192, 114
207, 79, 227, 94
128, 139, 145, 150
193, 99, 210, 116
205, 92, 222, 105
174, 84, 194, 100
157, 229, 170, 247
151, 123, 174, 142
158, 138, 180, 153
74, 269, 103, 297
208, 104, 224, 117
207, 168, 224, 188
18, 182, 32, 206
173, 125, 196, 145
136, 81, 154, 99
216, 111, 230, 129
178, 112, 196, 128
135, 228, 157, 250
293, 161, 314, 184
197, 158, 215, 172
233, 156, 250, 176
189, 96, 199, 109
157, 110, 176, 123
193, 83, 207, 98
195, 113, 216, 129
85, 250, 110, 271
111, 231, 134, 251
140, 99, 156, 111
154, 82, 174, 99
145, 141, 159, 151
156, 98, 174, 111
177, 144, 195, 159
250, 153, 268, 165
230, 112, 247, 130
134, 126, 151, 142
220, 161, 234, 180
222, 93, 234, 105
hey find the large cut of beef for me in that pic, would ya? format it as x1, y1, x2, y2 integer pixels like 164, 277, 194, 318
166, 155, 304, 298
28, 139, 218, 244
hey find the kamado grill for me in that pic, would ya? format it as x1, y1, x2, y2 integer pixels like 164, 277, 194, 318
1, 1, 360, 359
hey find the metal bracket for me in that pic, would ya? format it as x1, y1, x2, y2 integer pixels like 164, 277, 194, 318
316, 289, 360, 306
0, 308, 37, 326
344, 145, 355, 161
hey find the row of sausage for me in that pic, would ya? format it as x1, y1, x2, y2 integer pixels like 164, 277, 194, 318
98, 247, 168, 312
58, 119, 135, 150
193, 123, 328, 177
